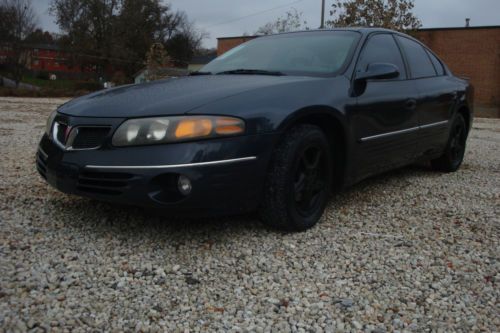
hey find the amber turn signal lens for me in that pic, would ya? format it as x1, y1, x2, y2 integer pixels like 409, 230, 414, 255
215, 117, 245, 135
174, 118, 213, 139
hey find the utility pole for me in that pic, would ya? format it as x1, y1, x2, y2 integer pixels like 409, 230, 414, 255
320, 0, 326, 29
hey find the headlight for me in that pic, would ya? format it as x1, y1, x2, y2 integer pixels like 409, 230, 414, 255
45, 110, 57, 136
112, 116, 245, 147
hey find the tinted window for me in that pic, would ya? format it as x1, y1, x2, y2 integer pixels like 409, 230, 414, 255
357, 34, 406, 79
426, 50, 445, 76
203, 31, 360, 76
396, 36, 437, 78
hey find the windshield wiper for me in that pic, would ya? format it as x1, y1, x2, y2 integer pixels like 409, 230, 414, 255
190, 71, 212, 76
216, 69, 286, 76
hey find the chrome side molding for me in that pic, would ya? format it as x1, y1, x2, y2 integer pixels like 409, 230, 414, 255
360, 120, 449, 142
419, 120, 449, 129
85, 156, 258, 170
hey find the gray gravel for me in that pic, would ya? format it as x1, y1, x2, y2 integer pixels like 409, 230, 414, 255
0, 97, 499, 332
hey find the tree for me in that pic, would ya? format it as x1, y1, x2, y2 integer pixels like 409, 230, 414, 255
25, 29, 55, 44
50, 0, 206, 77
165, 12, 208, 66
50, 0, 120, 76
255, 8, 308, 35
145, 42, 170, 81
327, 0, 421, 31
0, 3, 14, 38
113, 0, 179, 74
0, 0, 37, 86
165, 34, 193, 67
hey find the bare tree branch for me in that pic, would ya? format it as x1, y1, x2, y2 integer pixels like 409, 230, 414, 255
0, 0, 38, 86
255, 8, 308, 35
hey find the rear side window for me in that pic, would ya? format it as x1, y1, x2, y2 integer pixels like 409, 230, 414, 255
357, 34, 406, 79
396, 36, 437, 78
426, 50, 445, 76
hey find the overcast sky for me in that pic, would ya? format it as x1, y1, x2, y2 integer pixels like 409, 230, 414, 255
34, 0, 500, 48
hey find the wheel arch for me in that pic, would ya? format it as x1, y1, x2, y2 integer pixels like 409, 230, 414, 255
277, 106, 348, 190
456, 105, 472, 134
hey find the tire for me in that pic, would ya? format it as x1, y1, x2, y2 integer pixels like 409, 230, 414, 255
431, 113, 468, 172
259, 124, 332, 231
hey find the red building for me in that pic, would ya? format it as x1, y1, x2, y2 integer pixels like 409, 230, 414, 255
0, 44, 14, 64
28, 43, 99, 74
29, 44, 74, 72
0, 43, 96, 76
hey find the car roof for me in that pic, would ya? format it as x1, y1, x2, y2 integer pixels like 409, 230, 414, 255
261, 27, 403, 37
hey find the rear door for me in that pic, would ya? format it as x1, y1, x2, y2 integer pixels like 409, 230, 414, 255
351, 33, 419, 178
395, 36, 457, 156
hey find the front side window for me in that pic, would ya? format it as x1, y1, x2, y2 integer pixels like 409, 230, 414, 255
202, 31, 361, 77
396, 36, 437, 79
356, 34, 407, 79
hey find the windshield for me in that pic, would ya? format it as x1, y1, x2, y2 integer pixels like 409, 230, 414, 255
202, 31, 360, 77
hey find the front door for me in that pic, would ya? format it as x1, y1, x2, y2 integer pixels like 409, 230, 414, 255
350, 33, 419, 179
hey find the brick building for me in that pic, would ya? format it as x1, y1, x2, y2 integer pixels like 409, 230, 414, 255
217, 26, 500, 117
217, 36, 259, 57
27, 44, 83, 73
0, 43, 96, 78
416, 27, 499, 117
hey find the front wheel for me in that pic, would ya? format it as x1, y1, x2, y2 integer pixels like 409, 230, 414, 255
431, 113, 468, 172
259, 124, 332, 231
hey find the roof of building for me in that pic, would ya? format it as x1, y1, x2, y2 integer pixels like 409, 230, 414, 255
27, 43, 63, 51
217, 25, 500, 40
417, 25, 500, 31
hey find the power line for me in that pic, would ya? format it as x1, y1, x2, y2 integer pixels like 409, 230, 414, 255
202, 0, 305, 29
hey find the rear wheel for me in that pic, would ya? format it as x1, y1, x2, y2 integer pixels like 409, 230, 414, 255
431, 113, 467, 172
260, 124, 332, 231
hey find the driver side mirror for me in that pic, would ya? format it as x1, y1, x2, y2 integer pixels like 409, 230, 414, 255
355, 63, 400, 82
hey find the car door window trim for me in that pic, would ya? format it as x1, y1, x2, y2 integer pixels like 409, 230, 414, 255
425, 49, 446, 76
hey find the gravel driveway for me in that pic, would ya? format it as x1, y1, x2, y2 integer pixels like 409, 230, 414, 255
0, 97, 498, 332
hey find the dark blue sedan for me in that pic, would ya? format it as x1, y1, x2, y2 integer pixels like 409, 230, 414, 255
37, 28, 473, 230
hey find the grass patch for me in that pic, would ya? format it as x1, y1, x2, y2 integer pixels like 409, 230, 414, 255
22, 77, 78, 90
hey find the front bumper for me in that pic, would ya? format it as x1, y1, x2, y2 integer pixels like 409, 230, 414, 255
36, 132, 278, 216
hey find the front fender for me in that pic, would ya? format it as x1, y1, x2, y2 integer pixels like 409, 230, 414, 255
185, 76, 353, 135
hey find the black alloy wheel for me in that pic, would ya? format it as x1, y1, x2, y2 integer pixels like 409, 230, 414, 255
293, 144, 328, 217
260, 124, 332, 231
431, 113, 467, 172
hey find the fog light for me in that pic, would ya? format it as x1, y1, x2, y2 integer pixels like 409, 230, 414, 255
177, 175, 192, 195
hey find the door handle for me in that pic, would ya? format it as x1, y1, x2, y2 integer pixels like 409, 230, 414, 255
405, 99, 417, 110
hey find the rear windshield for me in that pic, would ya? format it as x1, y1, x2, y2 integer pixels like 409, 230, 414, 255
202, 31, 360, 77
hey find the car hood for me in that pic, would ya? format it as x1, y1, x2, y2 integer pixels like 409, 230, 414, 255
58, 75, 321, 118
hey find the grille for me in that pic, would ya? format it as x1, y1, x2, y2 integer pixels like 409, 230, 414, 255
77, 171, 136, 195
71, 127, 110, 149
